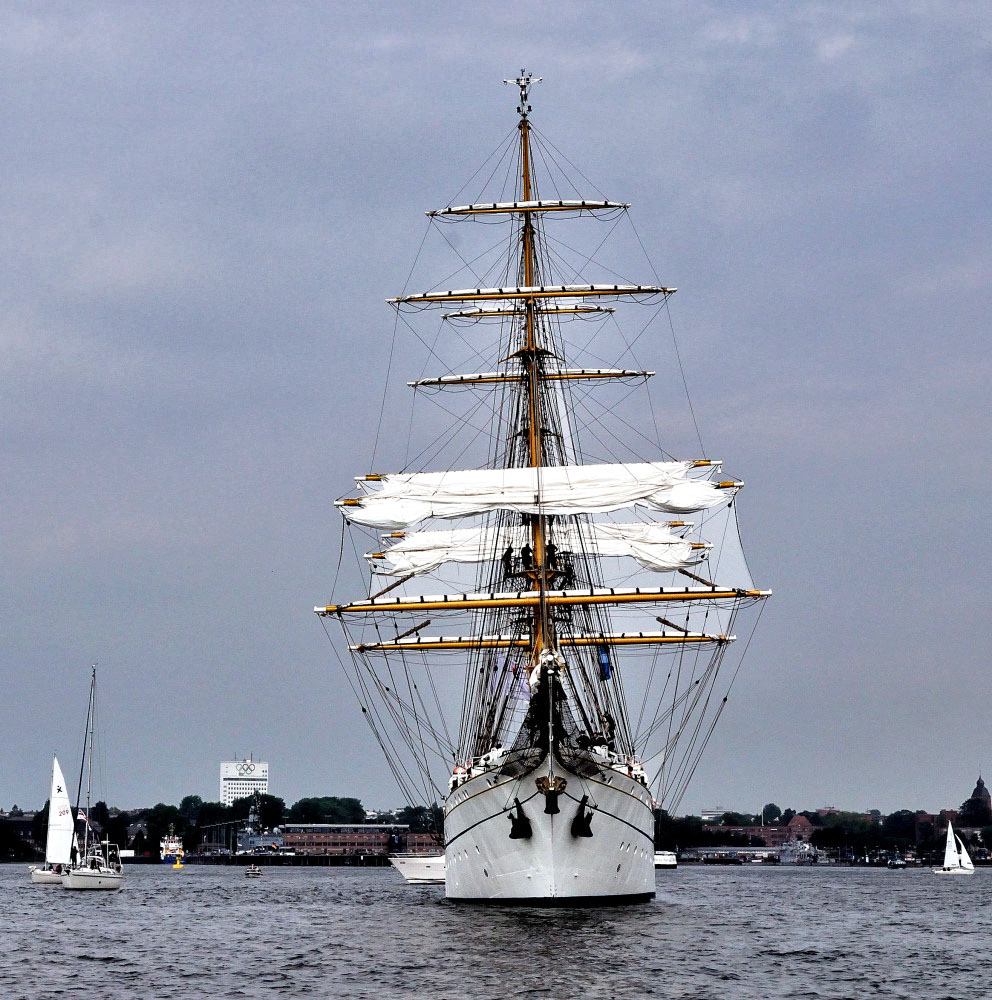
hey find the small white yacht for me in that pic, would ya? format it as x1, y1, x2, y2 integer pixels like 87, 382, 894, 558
62, 842, 124, 891
653, 851, 677, 870
389, 853, 445, 884
933, 821, 974, 875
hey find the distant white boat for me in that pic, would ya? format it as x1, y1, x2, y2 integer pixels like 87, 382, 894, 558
933, 821, 974, 875
245, 864, 263, 878
29, 754, 77, 885
653, 851, 677, 870
389, 853, 445, 884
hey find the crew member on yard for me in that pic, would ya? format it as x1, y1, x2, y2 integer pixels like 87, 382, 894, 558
501, 544, 514, 578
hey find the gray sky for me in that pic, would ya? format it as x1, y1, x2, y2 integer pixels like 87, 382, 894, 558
2, 1, 990, 817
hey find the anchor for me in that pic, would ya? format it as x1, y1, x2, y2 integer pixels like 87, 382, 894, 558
508, 798, 533, 839
570, 794, 594, 838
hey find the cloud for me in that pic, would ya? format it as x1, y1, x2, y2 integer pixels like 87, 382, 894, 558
816, 34, 857, 62
1, 1, 990, 817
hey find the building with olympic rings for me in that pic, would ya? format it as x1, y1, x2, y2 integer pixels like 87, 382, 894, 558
219, 755, 269, 805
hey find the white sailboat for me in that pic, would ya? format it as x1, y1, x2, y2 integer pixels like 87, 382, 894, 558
933, 820, 974, 875
316, 74, 769, 905
61, 667, 123, 891
28, 755, 77, 884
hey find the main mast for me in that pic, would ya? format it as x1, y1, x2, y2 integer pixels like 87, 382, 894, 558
509, 72, 550, 662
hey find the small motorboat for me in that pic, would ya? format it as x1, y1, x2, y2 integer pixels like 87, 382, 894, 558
245, 864, 263, 878
653, 850, 678, 870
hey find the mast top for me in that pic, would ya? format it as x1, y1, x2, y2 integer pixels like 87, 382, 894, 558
504, 71, 541, 118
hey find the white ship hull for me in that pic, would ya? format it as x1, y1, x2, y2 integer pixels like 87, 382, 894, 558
445, 754, 655, 905
61, 867, 123, 891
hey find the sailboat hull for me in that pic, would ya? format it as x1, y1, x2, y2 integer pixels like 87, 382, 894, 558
29, 867, 65, 885
444, 755, 655, 905
61, 868, 123, 891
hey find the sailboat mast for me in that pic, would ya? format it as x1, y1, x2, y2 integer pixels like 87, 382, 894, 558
513, 73, 550, 660
84, 667, 96, 857
73, 665, 96, 862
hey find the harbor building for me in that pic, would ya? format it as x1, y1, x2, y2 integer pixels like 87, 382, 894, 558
281, 824, 438, 856
219, 756, 268, 806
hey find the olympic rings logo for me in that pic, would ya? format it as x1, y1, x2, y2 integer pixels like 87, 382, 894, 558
237, 762, 256, 775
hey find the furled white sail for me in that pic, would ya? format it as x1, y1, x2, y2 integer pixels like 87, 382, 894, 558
46, 755, 76, 866
408, 368, 652, 387
390, 283, 675, 308
340, 462, 736, 531
428, 199, 629, 217
367, 523, 708, 577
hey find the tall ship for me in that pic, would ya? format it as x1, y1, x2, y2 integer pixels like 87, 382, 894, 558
316, 75, 770, 904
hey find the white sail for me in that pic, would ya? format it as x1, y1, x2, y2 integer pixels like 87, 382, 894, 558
955, 830, 975, 871
45, 755, 76, 866
340, 462, 736, 531
942, 821, 958, 869
367, 522, 708, 576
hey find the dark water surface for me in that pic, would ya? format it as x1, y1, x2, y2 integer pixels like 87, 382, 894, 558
2, 863, 988, 999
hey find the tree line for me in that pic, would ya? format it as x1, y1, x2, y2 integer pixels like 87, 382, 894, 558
655, 797, 992, 856
10, 790, 989, 860
8, 794, 440, 859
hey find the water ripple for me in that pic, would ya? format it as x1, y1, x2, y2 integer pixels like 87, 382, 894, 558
2, 864, 990, 998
